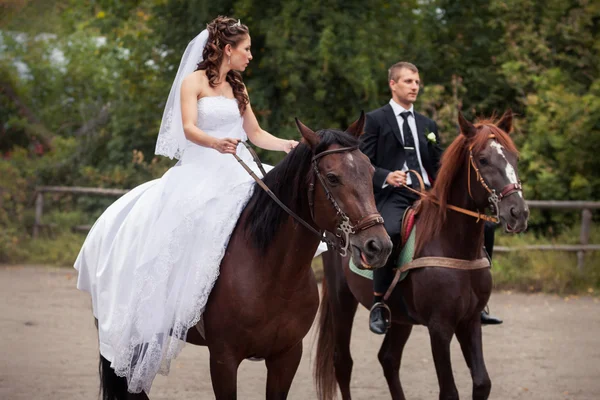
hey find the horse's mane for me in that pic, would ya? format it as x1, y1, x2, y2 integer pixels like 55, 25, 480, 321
245, 129, 360, 252
414, 116, 518, 255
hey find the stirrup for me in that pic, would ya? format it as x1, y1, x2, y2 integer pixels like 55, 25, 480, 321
370, 301, 391, 314
370, 302, 391, 325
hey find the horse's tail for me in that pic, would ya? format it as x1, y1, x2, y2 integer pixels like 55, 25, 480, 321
99, 354, 129, 400
314, 257, 338, 400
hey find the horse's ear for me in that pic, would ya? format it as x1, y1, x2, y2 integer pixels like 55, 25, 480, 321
497, 109, 513, 134
345, 111, 366, 138
295, 118, 319, 149
458, 111, 476, 138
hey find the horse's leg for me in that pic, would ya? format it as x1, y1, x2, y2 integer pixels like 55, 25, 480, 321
332, 283, 359, 400
210, 351, 242, 400
428, 324, 459, 400
456, 318, 491, 400
265, 342, 303, 400
378, 323, 413, 400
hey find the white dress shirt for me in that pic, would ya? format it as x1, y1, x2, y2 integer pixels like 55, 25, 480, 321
386, 99, 431, 187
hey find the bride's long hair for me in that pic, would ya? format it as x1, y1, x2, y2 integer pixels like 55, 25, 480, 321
196, 16, 250, 115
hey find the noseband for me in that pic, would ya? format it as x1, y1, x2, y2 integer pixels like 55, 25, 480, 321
468, 134, 523, 221
235, 143, 384, 257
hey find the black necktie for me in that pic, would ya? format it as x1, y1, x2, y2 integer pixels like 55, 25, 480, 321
400, 111, 421, 187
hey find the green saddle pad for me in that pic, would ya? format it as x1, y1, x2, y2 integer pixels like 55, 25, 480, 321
349, 227, 416, 282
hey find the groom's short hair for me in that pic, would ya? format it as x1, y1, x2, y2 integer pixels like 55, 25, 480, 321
388, 62, 419, 82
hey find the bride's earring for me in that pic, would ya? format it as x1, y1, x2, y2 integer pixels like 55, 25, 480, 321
228, 55, 231, 65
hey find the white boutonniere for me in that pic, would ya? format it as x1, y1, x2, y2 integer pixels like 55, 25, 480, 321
426, 132, 437, 144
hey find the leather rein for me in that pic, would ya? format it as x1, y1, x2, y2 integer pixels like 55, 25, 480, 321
402, 134, 522, 224
233, 142, 384, 257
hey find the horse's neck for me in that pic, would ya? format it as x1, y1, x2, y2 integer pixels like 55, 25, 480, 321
266, 198, 321, 282
438, 170, 486, 260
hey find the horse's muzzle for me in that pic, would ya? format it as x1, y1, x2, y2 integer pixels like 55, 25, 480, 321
350, 231, 392, 270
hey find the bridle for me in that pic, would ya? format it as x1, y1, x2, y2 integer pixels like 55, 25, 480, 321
308, 146, 385, 256
404, 134, 522, 224
467, 134, 523, 222
234, 142, 384, 257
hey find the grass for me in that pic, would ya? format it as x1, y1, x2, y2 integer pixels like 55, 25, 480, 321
491, 225, 600, 295
4, 218, 599, 296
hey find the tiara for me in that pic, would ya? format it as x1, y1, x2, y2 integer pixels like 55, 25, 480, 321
232, 19, 241, 27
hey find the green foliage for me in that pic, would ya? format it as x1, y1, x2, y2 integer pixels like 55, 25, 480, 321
1, 1, 599, 294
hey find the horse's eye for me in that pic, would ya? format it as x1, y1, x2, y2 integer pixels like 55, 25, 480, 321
326, 173, 340, 184
479, 157, 488, 166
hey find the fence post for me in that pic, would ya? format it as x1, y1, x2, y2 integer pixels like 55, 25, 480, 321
33, 191, 44, 238
577, 209, 592, 272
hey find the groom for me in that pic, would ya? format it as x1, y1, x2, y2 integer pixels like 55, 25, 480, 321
360, 62, 502, 334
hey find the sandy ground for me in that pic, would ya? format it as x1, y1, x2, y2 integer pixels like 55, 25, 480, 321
1, 265, 599, 400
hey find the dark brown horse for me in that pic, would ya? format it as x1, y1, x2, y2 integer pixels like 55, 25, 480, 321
314, 111, 529, 400
98, 113, 392, 399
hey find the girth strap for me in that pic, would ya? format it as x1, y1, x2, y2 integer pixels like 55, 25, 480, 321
383, 256, 490, 301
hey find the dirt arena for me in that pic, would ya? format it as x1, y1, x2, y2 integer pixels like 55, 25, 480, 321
1, 265, 599, 399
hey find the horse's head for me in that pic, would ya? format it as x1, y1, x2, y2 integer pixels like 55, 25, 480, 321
295, 112, 392, 269
458, 110, 529, 233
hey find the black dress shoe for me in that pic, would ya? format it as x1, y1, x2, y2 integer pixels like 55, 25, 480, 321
481, 310, 503, 325
369, 302, 391, 334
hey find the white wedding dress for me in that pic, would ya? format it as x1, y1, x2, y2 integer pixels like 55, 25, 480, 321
75, 96, 326, 393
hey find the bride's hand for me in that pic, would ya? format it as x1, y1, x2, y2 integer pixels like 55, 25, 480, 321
212, 138, 240, 154
283, 140, 299, 153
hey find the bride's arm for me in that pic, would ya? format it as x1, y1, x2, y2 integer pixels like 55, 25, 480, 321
242, 89, 298, 153
181, 73, 239, 154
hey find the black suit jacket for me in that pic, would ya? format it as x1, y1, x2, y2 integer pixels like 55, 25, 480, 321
360, 103, 443, 206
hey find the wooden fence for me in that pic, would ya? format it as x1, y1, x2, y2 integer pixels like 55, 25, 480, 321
494, 200, 599, 271
33, 186, 599, 270
33, 186, 128, 238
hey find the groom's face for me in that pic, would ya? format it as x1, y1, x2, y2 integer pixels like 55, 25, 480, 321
390, 68, 420, 106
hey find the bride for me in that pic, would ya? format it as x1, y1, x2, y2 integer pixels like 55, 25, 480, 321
74, 16, 319, 394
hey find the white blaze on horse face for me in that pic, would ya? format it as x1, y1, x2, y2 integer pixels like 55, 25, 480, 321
343, 153, 359, 176
490, 141, 522, 198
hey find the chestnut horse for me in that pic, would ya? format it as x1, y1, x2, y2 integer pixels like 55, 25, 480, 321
314, 111, 529, 400
98, 113, 392, 399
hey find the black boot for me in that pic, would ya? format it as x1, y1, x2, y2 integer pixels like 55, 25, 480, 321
481, 308, 503, 325
369, 302, 391, 334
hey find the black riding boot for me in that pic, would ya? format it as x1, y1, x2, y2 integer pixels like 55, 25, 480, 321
481, 308, 503, 325
369, 264, 394, 334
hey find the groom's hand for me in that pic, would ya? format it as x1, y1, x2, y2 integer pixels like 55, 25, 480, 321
386, 171, 407, 187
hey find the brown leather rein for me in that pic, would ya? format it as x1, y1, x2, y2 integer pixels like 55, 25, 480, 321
234, 142, 384, 256
402, 134, 522, 224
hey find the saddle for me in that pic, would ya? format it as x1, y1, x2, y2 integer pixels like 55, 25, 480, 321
401, 202, 419, 248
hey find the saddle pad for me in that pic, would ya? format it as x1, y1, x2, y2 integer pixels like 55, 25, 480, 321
349, 227, 416, 281
402, 206, 417, 246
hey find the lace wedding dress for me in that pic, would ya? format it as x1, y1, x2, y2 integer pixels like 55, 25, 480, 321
75, 96, 324, 393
